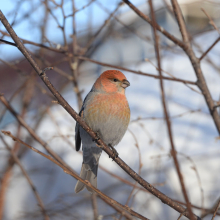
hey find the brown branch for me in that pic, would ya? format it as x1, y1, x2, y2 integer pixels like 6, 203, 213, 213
0, 163, 12, 220
1, 131, 149, 220
177, 209, 187, 220
58, 0, 82, 110
199, 36, 220, 61
81, 2, 122, 55
0, 30, 67, 53
149, 1, 194, 220
201, 197, 220, 218
191, 39, 220, 74
0, 79, 28, 124
0, 10, 200, 220
99, 164, 163, 190
99, 195, 134, 220
0, 136, 49, 220
122, 0, 184, 48
76, 56, 196, 85
65, 0, 95, 18
0, 32, 196, 86
169, 0, 220, 135
0, 94, 76, 177
0, 79, 34, 219
96, 1, 152, 44
118, 129, 142, 220
201, 8, 220, 35
211, 199, 220, 220
178, 152, 204, 215
69, 0, 82, 110
122, 0, 220, 135
130, 109, 201, 123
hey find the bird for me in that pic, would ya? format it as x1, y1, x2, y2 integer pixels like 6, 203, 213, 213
74, 70, 130, 193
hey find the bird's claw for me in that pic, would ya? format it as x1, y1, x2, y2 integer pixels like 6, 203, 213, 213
108, 144, 119, 160
93, 133, 100, 142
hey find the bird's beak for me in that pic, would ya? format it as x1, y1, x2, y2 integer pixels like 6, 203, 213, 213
121, 79, 130, 88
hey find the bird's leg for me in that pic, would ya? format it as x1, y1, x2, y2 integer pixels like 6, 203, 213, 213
108, 144, 119, 159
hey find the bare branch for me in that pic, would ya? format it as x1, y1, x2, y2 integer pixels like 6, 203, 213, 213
76, 56, 196, 85
1, 130, 149, 220
0, 136, 49, 220
149, 0, 194, 219
199, 36, 220, 61
0, 10, 200, 220
122, 0, 184, 47
211, 199, 220, 220
169, 0, 220, 135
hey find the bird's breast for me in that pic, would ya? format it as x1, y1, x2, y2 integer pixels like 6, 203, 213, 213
84, 93, 130, 146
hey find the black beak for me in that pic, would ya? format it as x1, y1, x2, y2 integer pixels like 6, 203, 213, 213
121, 79, 130, 88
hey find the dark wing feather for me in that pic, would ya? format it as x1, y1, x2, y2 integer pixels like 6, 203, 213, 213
75, 92, 91, 151
75, 107, 83, 151
75, 122, 81, 151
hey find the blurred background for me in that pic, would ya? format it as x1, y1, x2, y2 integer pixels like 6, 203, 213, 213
0, 0, 220, 219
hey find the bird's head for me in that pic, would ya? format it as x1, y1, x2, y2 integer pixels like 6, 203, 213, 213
93, 70, 130, 94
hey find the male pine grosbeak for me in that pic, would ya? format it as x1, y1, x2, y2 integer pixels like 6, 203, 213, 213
75, 70, 130, 193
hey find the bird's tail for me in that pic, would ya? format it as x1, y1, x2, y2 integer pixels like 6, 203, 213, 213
74, 163, 98, 193
75, 147, 102, 193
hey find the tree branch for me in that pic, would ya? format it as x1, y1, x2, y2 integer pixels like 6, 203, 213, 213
0, 10, 200, 220
149, 1, 194, 219
1, 130, 148, 220
169, 0, 220, 135
0, 135, 49, 220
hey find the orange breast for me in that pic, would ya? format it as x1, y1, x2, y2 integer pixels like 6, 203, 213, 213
84, 92, 130, 144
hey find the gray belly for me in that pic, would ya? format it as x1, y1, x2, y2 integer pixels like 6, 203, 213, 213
96, 117, 128, 146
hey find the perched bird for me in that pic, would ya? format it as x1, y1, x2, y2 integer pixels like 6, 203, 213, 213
75, 70, 130, 193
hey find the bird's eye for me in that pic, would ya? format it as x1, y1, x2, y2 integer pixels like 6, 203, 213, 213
113, 79, 118, 82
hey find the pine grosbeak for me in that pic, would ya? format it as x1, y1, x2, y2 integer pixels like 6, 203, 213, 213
75, 70, 130, 193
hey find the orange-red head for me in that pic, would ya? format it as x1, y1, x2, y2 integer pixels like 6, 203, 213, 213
93, 70, 130, 94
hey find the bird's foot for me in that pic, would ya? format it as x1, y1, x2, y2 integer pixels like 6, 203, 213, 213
93, 133, 100, 142
108, 144, 119, 159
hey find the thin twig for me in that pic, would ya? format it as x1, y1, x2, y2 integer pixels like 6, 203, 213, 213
118, 129, 142, 220
0, 136, 50, 220
211, 199, 220, 220
122, 0, 220, 136
201, 197, 220, 218
76, 56, 196, 85
199, 36, 220, 61
0, 30, 67, 53
99, 195, 134, 220
201, 8, 220, 35
0, 10, 200, 220
0, 94, 72, 171
149, 1, 194, 219
1, 130, 149, 220
170, 0, 220, 135
177, 209, 187, 220
122, 0, 185, 48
